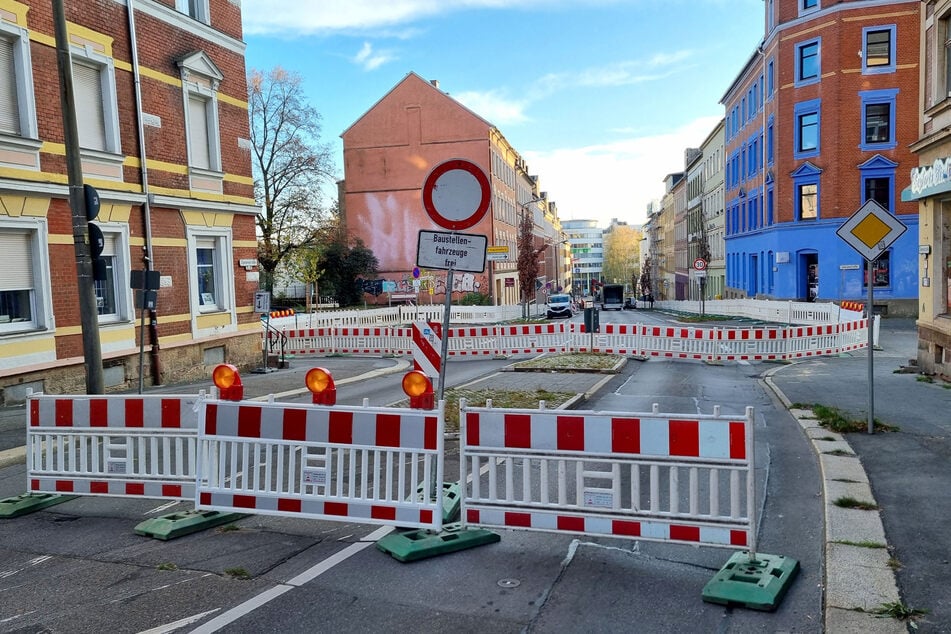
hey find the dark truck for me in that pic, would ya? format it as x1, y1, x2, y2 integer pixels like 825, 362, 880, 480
602, 284, 624, 310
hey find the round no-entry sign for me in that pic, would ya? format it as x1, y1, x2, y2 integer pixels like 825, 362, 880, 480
693, 258, 707, 271
422, 159, 491, 231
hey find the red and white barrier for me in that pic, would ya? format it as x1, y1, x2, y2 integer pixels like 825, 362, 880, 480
27, 394, 205, 500
459, 402, 755, 550
195, 399, 445, 531
412, 322, 442, 379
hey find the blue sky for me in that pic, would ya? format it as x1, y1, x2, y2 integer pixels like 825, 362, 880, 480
241, 0, 765, 228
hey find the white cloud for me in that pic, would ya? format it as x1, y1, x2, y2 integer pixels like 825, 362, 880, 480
521, 115, 723, 228
242, 0, 568, 36
352, 42, 394, 70
452, 90, 530, 126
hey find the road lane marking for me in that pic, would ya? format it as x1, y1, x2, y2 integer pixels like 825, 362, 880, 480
188, 525, 394, 633
138, 609, 220, 634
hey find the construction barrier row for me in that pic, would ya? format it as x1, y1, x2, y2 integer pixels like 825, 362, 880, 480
18, 386, 755, 554
272, 319, 872, 362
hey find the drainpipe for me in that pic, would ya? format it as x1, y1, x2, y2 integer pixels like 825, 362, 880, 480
127, 2, 162, 385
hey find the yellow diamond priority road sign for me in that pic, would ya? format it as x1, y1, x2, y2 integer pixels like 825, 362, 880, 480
836, 199, 907, 261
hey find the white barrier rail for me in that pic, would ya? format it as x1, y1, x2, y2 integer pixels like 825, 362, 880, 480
195, 399, 445, 531
27, 394, 205, 499
459, 401, 755, 550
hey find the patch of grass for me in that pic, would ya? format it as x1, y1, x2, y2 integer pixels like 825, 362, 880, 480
833, 496, 878, 511
440, 387, 575, 433
870, 600, 927, 620
916, 375, 934, 384
224, 567, 251, 580
156, 562, 178, 571
833, 539, 886, 549
803, 403, 899, 433
217, 524, 240, 533
512, 352, 620, 371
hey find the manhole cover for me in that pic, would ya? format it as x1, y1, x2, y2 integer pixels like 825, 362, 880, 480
497, 578, 521, 588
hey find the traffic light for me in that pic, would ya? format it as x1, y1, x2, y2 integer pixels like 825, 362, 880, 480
84, 184, 106, 281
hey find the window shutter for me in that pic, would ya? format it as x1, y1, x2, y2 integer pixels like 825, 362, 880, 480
0, 37, 20, 135
100, 233, 116, 257
188, 96, 210, 169
73, 61, 106, 151
0, 231, 33, 290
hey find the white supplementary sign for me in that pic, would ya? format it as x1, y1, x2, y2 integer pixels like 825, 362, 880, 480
416, 230, 487, 273
254, 291, 270, 314
836, 199, 907, 261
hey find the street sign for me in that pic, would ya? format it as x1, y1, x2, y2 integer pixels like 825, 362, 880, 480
253, 291, 270, 314
836, 199, 907, 261
422, 159, 491, 231
416, 229, 487, 273
693, 257, 707, 271
487, 245, 509, 261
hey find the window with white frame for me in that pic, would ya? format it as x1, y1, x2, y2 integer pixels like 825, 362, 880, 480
71, 53, 120, 154
175, 0, 210, 24
863, 26, 896, 74
178, 52, 223, 174
0, 23, 39, 140
0, 227, 38, 332
801, 0, 819, 12
190, 232, 233, 314
93, 229, 130, 322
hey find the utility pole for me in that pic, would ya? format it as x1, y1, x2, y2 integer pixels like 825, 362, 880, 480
53, 0, 104, 394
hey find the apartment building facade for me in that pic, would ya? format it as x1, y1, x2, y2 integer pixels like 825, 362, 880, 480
340, 73, 564, 306
0, 0, 260, 401
699, 120, 726, 300
722, 0, 920, 314
905, 1, 951, 378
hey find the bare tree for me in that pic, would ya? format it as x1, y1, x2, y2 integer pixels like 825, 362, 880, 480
249, 67, 335, 292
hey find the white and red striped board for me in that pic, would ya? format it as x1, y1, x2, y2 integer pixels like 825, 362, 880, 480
494, 323, 569, 355
27, 394, 205, 500
412, 321, 442, 379
459, 402, 755, 550
195, 399, 445, 532
785, 323, 840, 359
638, 325, 719, 361
447, 326, 499, 357
588, 323, 639, 355
715, 327, 786, 361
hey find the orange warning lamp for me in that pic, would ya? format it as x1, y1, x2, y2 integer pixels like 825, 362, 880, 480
306, 367, 336, 405
402, 370, 434, 410
212, 364, 244, 401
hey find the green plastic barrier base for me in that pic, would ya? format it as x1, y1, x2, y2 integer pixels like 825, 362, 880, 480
376, 523, 500, 562
134, 510, 246, 540
702, 550, 800, 611
413, 481, 461, 524
0, 492, 76, 518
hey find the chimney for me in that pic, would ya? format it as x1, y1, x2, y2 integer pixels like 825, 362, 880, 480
430, 79, 440, 89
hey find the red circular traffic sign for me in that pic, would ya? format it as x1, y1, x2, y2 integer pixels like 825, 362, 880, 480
422, 159, 491, 231
693, 258, 707, 271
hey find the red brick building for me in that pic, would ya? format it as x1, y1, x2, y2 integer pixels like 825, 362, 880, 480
0, 0, 260, 401
341, 72, 567, 306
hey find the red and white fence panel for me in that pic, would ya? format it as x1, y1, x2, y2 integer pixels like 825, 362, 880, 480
493, 323, 570, 356
715, 327, 787, 362
577, 323, 640, 355
459, 402, 755, 550
784, 323, 841, 359
27, 394, 205, 500
637, 325, 720, 361
447, 326, 501, 358
195, 400, 445, 531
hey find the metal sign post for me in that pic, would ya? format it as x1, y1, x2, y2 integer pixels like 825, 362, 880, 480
835, 200, 907, 434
